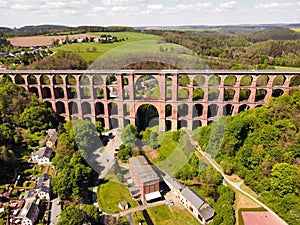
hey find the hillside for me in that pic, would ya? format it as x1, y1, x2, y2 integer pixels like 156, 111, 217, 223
248, 27, 300, 41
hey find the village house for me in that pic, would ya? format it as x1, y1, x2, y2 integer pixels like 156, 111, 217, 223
164, 174, 184, 199
45, 129, 58, 148
20, 202, 39, 225
31, 147, 53, 165
24, 174, 52, 201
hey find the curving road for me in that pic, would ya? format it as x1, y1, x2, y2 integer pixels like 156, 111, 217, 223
185, 130, 288, 225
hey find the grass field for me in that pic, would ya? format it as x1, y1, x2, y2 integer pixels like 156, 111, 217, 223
290, 28, 300, 33
146, 204, 199, 225
97, 179, 138, 214
274, 66, 300, 71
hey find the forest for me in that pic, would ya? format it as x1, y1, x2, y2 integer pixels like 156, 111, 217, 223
194, 89, 300, 225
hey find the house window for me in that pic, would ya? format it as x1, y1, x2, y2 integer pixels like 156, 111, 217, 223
189, 206, 193, 212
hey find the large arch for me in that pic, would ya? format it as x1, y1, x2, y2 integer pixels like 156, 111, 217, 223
135, 75, 160, 100
136, 104, 159, 131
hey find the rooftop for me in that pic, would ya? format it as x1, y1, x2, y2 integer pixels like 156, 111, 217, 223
164, 174, 184, 191
32, 147, 53, 159
181, 188, 205, 210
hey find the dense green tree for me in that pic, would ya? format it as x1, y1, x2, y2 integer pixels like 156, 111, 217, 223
121, 124, 138, 148
117, 144, 131, 160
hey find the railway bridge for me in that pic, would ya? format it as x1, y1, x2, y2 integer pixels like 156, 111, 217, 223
1, 70, 299, 131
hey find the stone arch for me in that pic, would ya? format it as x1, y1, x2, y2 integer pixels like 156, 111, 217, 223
256, 75, 269, 87
224, 89, 235, 101
44, 101, 53, 110
123, 103, 130, 116
93, 75, 104, 85
15, 74, 25, 84
178, 88, 189, 100
110, 118, 119, 129
108, 102, 118, 115
224, 75, 237, 86
238, 104, 250, 113
106, 74, 117, 85
27, 74, 37, 84
96, 117, 105, 128
223, 104, 234, 116
255, 105, 263, 108
124, 119, 130, 127
42, 87, 52, 98
53, 74, 63, 85
272, 75, 286, 86
239, 89, 251, 101
208, 75, 221, 86
40, 75, 50, 85
82, 102, 92, 115
66, 74, 76, 85
193, 104, 203, 117
2, 75, 12, 82
80, 74, 90, 85
166, 89, 172, 100
272, 89, 284, 97
240, 75, 253, 86
166, 104, 172, 117
123, 88, 130, 100
208, 104, 219, 118
94, 87, 104, 99
208, 89, 220, 101
166, 76, 172, 86
29, 87, 39, 97
192, 120, 202, 130
255, 89, 267, 101
81, 87, 91, 99
178, 104, 188, 117
123, 77, 129, 86
289, 75, 300, 87
56, 101, 66, 114
54, 87, 64, 99
95, 102, 105, 115
178, 74, 190, 87
193, 75, 205, 86
178, 120, 188, 129
67, 87, 76, 99
166, 120, 172, 131
193, 88, 204, 101
135, 75, 160, 100
68, 102, 78, 115
136, 104, 159, 131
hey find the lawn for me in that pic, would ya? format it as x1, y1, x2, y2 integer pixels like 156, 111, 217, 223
97, 179, 138, 214
290, 28, 300, 33
146, 204, 199, 225
274, 66, 300, 71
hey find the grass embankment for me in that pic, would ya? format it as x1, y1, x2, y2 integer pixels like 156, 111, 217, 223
97, 179, 138, 214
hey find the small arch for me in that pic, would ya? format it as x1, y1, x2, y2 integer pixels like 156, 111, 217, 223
94, 88, 104, 99
166, 104, 172, 117
123, 89, 129, 100
67, 87, 76, 99
208, 75, 221, 86
224, 75, 237, 86
272, 75, 286, 86
166, 120, 172, 131
40, 75, 50, 85
96, 117, 105, 128
240, 75, 252, 86
238, 104, 250, 113
178, 88, 189, 100
82, 102, 92, 115
123, 77, 129, 86
29, 87, 39, 97
193, 88, 204, 101
54, 87, 64, 99
135, 75, 160, 99
93, 75, 104, 85
255, 105, 263, 108
53, 74, 63, 85
27, 74, 37, 84
193, 75, 205, 86
95, 102, 105, 115
255, 89, 267, 102
272, 89, 284, 97
2, 75, 12, 82
66, 75, 76, 85
106, 74, 117, 85
289, 75, 300, 87
108, 102, 118, 115
80, 74, 90, 85
208, 89, 220, 101
239, 89, 251, 101
81, 87, 91, 99
124, 119, 130, 127
44, 101, 53, 109
166, 89, 172, 100
15, 75, 25, 84
68, 102, 78, 115
193, 104, 203, 117
192, 120, 202, 130
208, 104, 219, 118
256, 75, 269, 87
123, 103, 130, 116
178, 120, 188, 129
178, 74, 190, 87
56, 102, 66, 114
223, 104, 234, 116
224, 89, 235, 101
110, 118, 119, 129
166, 76, 172, 86
178, 104, 188, 117
42, 87, 52, 98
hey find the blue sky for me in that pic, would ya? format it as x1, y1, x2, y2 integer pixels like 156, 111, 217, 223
0, 0, 300, 28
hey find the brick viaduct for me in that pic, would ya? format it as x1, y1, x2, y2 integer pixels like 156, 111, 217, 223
0, 70, 299, 131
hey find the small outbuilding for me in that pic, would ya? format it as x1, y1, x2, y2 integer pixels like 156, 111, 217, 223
118, 201, 128, 210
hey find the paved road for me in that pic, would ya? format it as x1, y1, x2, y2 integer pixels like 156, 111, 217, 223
185, 130, 288, 225
49, 198, 61, 225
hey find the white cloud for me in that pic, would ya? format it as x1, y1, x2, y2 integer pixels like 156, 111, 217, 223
216, 1, 237, 12
91, 6, 106, 13
101, 0, 145, 6
109, 5, 139, 14
255, 1, 295, 12
0, 0, 8, 8
147, 4, 163, 11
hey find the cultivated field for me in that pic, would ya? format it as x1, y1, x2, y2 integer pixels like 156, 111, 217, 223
8, 33, 99, 47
